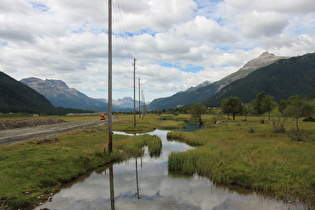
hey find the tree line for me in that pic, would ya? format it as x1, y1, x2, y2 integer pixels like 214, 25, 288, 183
220, 91, 314, 130
154, 91, 315, 131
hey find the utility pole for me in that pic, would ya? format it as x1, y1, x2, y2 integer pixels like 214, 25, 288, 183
138, 78, 141, 119
107, 0, 113, 153
142, 90, 146, 119
133, 58, 136, 126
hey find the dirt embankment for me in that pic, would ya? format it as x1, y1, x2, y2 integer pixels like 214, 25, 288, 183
0, 118, 106, 145
0, 118, 66, 130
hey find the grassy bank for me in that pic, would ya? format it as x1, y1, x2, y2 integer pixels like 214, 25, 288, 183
167, 118, 315, 205
111, 114, 185, 132
0, 126, 161, 209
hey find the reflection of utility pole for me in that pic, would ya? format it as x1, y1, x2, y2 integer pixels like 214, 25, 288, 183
138, 78, 141, 119
109, 164, 115, 210
135, 158, 140, 200
107, 0, 113, 153
133, 58, 136, 126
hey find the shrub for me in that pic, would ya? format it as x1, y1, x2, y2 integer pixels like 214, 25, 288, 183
273, 123, 286, 133
287, 129, 305, 141
248, 127, 255, 133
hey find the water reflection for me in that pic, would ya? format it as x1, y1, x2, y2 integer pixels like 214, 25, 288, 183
109, 164, 115, 210
36, 129, 307, 210
136, 158, 140, 200
181, 121, 205, 132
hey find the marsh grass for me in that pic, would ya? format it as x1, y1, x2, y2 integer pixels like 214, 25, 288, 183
168, 118, 315, 205
0, 126, 161, 209
1, 114, 314, 208
112, 114, 186, 132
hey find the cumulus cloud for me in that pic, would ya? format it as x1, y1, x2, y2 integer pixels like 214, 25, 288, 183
176, 15, 239, 43
0, 0, 315, 101
235, 11, 288, 38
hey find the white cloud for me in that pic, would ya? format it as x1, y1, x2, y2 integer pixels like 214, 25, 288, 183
235, 11, 288, 38
226, 0, 315, 13
0, 0, 315, 102
176, 15, 239, 43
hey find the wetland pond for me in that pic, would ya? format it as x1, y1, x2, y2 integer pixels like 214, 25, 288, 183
36, 129, 306, 210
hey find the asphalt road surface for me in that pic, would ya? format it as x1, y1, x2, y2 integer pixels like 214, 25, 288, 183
0, 120, 106, 145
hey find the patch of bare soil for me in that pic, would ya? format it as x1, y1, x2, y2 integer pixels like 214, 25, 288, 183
0, 118, 66, 130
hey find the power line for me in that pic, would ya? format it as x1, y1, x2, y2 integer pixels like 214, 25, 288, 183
113, 0, 137, 59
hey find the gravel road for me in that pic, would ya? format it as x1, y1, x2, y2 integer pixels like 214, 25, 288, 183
0, 120, 106, 145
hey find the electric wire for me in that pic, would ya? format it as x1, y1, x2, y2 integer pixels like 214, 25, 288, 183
118, 0, 137, 59
111, 0, 139, 102
113, 0, 137, 59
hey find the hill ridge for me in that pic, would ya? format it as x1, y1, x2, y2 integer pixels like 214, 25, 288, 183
148, 51, 287, 110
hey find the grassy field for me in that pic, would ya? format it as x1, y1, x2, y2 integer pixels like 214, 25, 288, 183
111, 114, 185, 132
167, 115, 315, 206
0, 113, 314, 208
0, 117, 162, 209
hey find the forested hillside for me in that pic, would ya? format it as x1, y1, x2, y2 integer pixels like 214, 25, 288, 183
148, 52, 286, 111
206, 52, 315, 106
0, 72, 55, 113
0, 72, 94, 114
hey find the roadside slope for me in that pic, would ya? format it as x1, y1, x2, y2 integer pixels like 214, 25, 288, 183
0, 120, 105, 145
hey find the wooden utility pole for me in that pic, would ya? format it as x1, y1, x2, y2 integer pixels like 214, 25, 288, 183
138, 78, 141, 118
133, 58, 136, 126
142, 90, 146, 119
107, 0, 113, 153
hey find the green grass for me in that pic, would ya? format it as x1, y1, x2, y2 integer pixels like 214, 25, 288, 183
114, 134, 162, 157
112, 114, 185, 132
1, 113, 314, 208
167, 117, 315, 205
0, 126, 161, 209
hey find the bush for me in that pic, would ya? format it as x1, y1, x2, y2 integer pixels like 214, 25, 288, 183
273, 123, 285, 133
248, 127, 255, 133
287, 129, 305, 141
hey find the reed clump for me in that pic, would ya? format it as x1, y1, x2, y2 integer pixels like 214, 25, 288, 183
114, 134, 162, 157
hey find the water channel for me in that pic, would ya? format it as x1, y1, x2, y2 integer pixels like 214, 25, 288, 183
36, 129, 306, 210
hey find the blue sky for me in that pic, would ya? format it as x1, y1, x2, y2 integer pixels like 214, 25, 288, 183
0, 0, 315, 102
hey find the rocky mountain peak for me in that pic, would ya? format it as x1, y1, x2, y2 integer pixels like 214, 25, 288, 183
241, 52, 288, 71
20, 77, 44, 85
260, 51, 274, 57
113, 97, 138, 108
45, 79, 69, 90
21, 77, 69, 90
185, 81, 211, 92
198, 81, 211, 87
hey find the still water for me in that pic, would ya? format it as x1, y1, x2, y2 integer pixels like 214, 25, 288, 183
36, 129, 306, 210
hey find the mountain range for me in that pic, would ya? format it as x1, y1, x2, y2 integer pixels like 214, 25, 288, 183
0, 72, 92, 114
1, 51, 314, 113
148, 52, 315, 110
20, 78, 141, 112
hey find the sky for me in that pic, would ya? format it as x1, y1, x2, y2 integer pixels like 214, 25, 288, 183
1, 0, 315, 102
